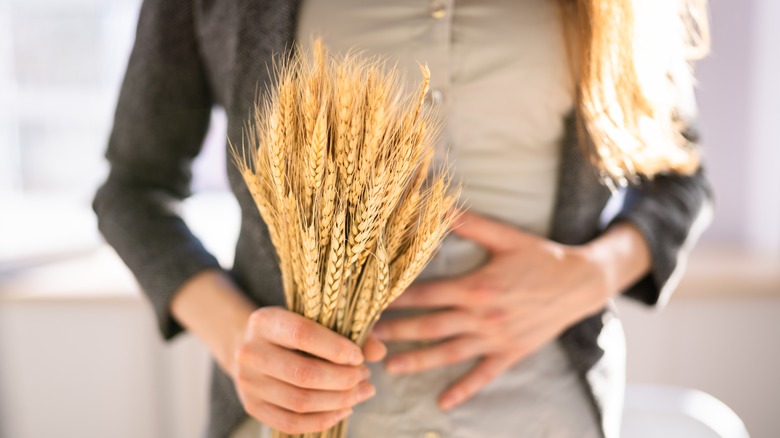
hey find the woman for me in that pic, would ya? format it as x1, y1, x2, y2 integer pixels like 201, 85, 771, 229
93, 0, 712, 437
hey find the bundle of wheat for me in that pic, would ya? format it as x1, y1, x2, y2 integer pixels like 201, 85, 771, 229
233, 40, 459, 438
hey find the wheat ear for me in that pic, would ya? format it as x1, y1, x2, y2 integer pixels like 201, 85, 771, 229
319, 204, 346, 328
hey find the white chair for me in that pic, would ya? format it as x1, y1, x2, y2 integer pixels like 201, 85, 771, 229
621, 384, 750, 438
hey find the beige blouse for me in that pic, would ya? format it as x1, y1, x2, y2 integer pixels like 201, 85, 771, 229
296, 0, 576, 278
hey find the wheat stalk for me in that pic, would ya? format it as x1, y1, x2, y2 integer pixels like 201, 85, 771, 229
234, 40, 459, 438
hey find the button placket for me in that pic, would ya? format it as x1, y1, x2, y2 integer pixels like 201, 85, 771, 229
429, 1, 447, 19
424, 0, 453, 154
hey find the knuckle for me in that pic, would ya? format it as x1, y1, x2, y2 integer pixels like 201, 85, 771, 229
237, 341, 256, 361
233, 344, 250, 368
470, 279, 498, 300
316, 415, 336, 432
418, 287, 435, 304
245, 404, 259, 420
420, 318, 441, 337
233, 345, 255, 379
495, 332, 513, 347
442, 347, 462, 364
291, 362, 316, 386
234, 364, 249, 384
489, 330, 511, 347
244, 400, 264, 423
348, 371, 363, 388
510, 339, 529, 357
347, 368, 365, 386
289, 321, 313, 346
275, 415, 299, 434
250, 306, 273, 328
481, 310, 509, 332
346, 388, 361, 406
287, 390, 313, 413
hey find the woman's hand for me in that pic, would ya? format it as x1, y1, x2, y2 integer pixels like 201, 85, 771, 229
171, 270, 388, 434
372, 211, 650, 411
232, 307, 387, 434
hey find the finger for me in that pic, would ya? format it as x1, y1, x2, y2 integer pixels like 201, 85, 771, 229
247, 399, 353, 435
254, 374, 375, 414
438, 354, 517, 411
451, 211, 532, 253
387, 275, 502, 310
243, 341, 369, 391
386, 279, 471, 309
253, 307, 364, 365
362, 334, 388, 363
373, 310, 476, 342
384, 336, 484, 375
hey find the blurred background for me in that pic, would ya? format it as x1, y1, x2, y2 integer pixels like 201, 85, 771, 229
0, 0, 777, 437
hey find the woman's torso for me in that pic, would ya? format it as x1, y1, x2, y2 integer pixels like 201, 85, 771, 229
232, 0, 602, 436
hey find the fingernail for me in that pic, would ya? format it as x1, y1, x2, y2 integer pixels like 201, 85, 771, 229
386, 357, 409, 374
361, 366, 371, 379
357, 383, 376, 402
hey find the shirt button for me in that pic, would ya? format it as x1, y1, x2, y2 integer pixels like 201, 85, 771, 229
427, 89, 444, 106
429, 1, 447, 19
423, 432, 442, 438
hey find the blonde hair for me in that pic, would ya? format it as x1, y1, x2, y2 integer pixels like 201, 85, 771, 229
562, 0, 710, 186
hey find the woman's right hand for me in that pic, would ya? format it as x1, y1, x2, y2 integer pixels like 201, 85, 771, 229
231, 306, 385, 434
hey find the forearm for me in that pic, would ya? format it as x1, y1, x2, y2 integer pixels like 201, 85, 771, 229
170, 269, 257, 375
583, 222, 652, 302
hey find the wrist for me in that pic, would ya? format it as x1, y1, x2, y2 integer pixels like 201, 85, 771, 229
218, 294, 255, 378
582, 222, 652, 300
571, 244, 614, 309
171, 269, 256, 376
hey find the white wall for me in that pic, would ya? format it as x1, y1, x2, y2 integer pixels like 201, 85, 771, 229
0, 298, 211, 438
696, 0, 752, 244
698, 0, 780, 250
619, 297, 780, 438
744, 0, 780, 250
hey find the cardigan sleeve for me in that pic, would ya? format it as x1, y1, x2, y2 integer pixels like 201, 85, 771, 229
610, 165, 713, 307
93, 0, 221, 340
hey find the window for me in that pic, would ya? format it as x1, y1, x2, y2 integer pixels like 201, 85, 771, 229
0, 0, 142, 200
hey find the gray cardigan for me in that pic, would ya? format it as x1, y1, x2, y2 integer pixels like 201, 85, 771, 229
92, 1, 713, 437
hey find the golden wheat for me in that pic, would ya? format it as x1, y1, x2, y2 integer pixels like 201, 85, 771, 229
319, 205, 347, 327
234, 40, 459, 438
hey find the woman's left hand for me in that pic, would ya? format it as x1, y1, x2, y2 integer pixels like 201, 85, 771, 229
372, 211, 642, 411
